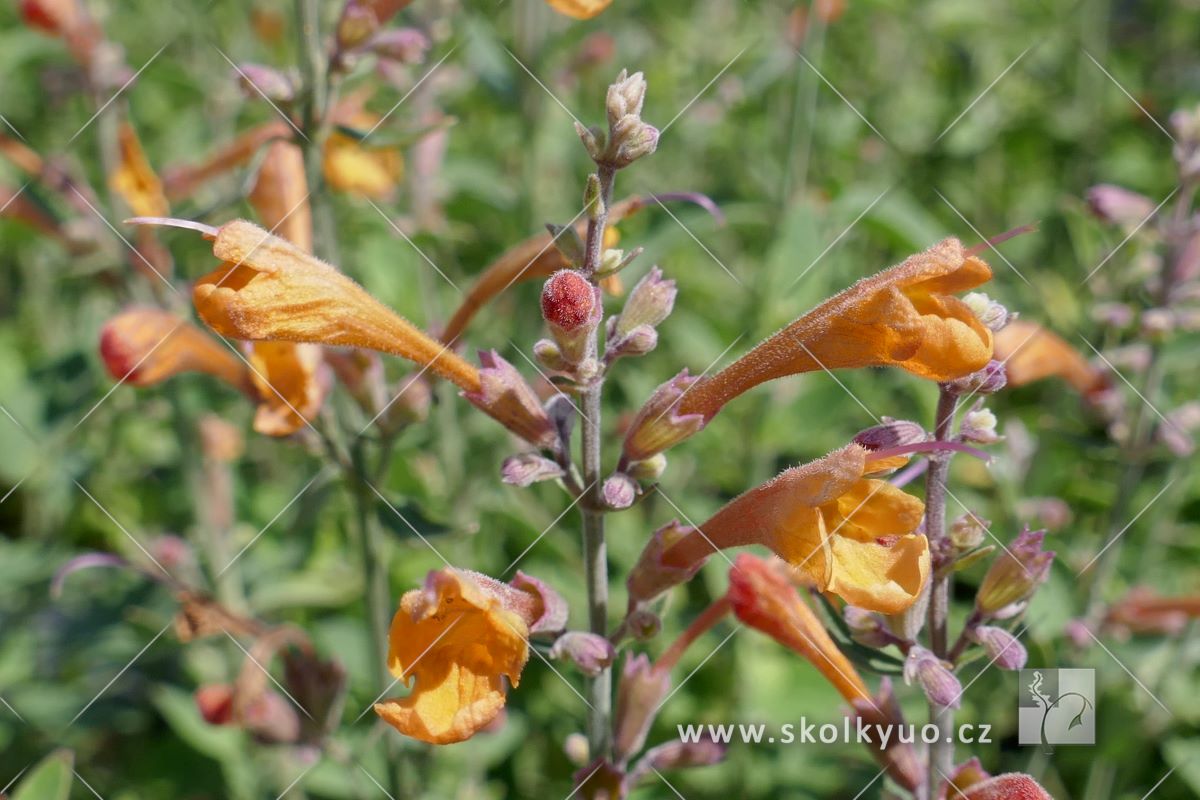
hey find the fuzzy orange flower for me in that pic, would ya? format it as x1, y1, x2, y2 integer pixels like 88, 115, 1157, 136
99, 307, 250, 391
109, 123, 169, 218
625, 239, 993, 460
322, 113, 403, 199
190, 220, 482, 393
627, 443, 928, 614
375, 568, 563, 744
993, 319, 1108, 395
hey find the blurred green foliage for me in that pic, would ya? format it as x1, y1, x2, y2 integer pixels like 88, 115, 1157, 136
2, 0, 1199, 798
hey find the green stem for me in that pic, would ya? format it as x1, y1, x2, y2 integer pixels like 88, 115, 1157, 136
294, 0, 339, 265
580, 163, 616, 759
924, 387, 958, 799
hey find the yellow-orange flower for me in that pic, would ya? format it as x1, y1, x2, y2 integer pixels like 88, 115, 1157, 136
109, 123, 169, 218
375, 569, 553, 744
323, 112, 403, 199
544, 0, 612, 19
99, 307, 250, 391
191, 219, 482, 393
247, 341, 327, 436
993, 319, 1108, 395
249, 140, 312, 253
677, 238, 994, 426
627, 443, 928, 614
728, 553, 870, 702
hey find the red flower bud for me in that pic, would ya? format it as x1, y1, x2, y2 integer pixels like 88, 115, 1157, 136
541, 270, 597, 332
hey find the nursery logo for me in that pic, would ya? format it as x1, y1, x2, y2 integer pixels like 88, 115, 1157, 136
1018, 669, 1095, 747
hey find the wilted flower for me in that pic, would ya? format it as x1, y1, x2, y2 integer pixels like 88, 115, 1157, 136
100, 307, 250, 391
993, 320, 1108, 395
975, 528, 1055, 617
903, 646, 961, 708
728, 554, 871, 702
626, 444, 928, 614
636, 239, 993, 452
375, 568, 563, 744
1105, 588, 1200, 636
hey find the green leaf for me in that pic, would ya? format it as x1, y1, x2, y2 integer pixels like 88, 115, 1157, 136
12, 749, 74, 800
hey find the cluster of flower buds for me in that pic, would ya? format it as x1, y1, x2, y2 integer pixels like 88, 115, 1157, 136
333, 0, 428, 71
576, 70, 659, 170
605, 267, 677, 363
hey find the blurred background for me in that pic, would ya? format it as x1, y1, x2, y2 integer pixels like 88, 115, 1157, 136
2, 0, 1199, 797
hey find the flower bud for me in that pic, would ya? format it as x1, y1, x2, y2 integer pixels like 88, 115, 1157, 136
958, 773, 1053, 800
606, 70, 647, 129
501, 453, 566, 487
627, 453, 666, 482
903, 646, 961, 709
575, 122, 606, 162
195, 684, 235, 725
541, 270, 601, 364
622, 370, 707, 462
1087, 184, 1155, 227
960, 407, 1000, 444
335, 0, 379, 51
613, 653, 670, 762
610, 266, 676, 340
844, 606, 893, 648
975, 528, 1054, 617
608, 120, 659, 168
971, 625, 1027, 670
853, 417, 928, 450
533, 338, 569, 372
626, 607, 662, 640
950, 513, 988, 550
1091, 302, 1134, 328
564, 732, 590, 766
1015, 497, 1072, 531
550, 632, 616, 677
463, 350, 559, 450
607, 324, 658, 360
1140, 307, 1175, 338
602, 472, 637, 509
963, 291, 1010, 332
369, 28, 429, 64
944, 359, 1007, 395
630, 737, 726, 784
235, 63, 294, 103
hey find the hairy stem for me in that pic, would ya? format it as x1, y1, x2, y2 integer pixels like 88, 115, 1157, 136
580, 163, 616, 759
924, 387, 958, 798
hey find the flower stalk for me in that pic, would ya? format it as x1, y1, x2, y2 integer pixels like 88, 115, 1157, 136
924, 386, 958, 797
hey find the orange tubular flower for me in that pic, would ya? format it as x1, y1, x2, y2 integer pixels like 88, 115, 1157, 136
322, 112, 403, 199
249, 140, 312, 253
628, 239, 992, 456
728, 553, 870, 702
375, 568, 562, 745
993, 319, 1109, 395
162, 121, 292, 201
190, 220, 482, 393
627, 444, 928, 614
99, 307, 250, 391
544, 0, 613, 19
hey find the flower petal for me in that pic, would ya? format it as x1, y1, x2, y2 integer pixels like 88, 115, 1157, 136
827, 533, 930, 614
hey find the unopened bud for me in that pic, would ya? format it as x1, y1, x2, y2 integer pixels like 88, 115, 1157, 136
634, 737, 727, 777
607, 324, 658, 360
195, 684, 235, 725
610, 266, 677, 340
614, 653, 670, 761
626, 607, 662, 641
960, 407, 1000, 444
369, 28, 429, 64
606, 69, 647, 129
533, 338, 569, 372
975, 528, 1055, 617
854, 417, 927, 450
564, 732, 590, 766
575, 122, 605, 162
971, 626, 1027, 670
627, 453, 667, 482
602, 472, 638, 509
335, 0, 379, 51
235, 63, 294, 103
1092, 302, 1134, 328
608, 120, 659, 168
1140, 307, 1174, 338
599, 247, 625, 274
550, 631, 616, 677
541, 270, 600, 365
1086, 184, 1155, 227
963, 292, 1010, 332
583, 172, 605, 220
844, 606, 893, 648
463, 350, 559, 450
950, 513, 988, 550
622, 370, 706, 462
945, 359, 1007, 396
501, 453, 566, 487
903, 646, 961, 709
